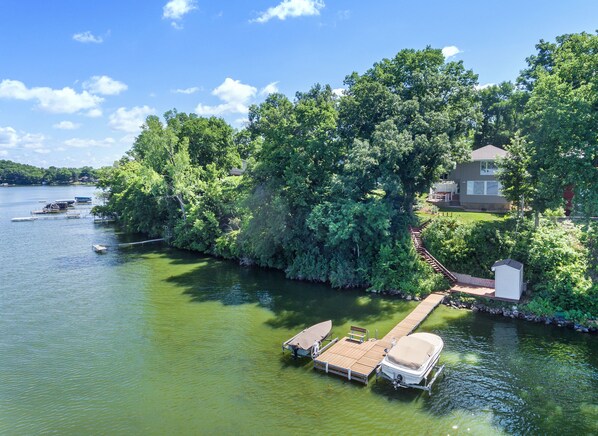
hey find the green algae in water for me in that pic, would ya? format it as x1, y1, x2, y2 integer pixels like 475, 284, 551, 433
0, 186, 597, 435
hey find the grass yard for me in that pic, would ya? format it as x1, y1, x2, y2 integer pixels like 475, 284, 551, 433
416, 207, 506, 224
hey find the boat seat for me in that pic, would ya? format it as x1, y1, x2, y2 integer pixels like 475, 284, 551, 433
347, 326, 368, 343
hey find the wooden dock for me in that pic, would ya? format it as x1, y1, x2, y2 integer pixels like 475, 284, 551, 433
313, 292, 446, 384
118, 238, 165, 248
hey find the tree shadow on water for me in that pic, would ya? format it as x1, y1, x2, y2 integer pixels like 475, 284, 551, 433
162, 252, 411, 331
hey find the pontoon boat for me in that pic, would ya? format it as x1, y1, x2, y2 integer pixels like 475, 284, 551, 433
379, 332, 445, 393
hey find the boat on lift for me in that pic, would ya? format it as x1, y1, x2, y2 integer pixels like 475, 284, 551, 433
75, 196, 92, 204
378, 332, 445, 393
283, 320, 335, 358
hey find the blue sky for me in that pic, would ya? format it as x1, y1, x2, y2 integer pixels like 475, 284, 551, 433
1, 0, 597, 168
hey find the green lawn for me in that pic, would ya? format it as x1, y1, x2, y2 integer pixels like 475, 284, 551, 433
416, 208, 506, 224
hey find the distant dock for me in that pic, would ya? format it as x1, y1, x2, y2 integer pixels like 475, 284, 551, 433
118, 238, 165, 248
313, 292, 446, 384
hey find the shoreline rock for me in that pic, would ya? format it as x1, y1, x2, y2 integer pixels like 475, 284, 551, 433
375, 289, 597, 334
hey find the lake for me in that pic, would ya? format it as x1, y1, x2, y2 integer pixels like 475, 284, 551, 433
1, 186, 596, 435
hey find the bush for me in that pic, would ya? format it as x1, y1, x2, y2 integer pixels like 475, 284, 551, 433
369, 239, 448, 296
423, 217, 597, 318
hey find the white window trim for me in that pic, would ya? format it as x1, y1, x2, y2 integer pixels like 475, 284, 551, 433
467, 180, 502, 196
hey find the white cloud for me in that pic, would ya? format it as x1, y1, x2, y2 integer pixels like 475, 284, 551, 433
86, 108, 103, 118
0, 150, 7, 156
332, 87, 345, 98
172, 86, 202, 94
441, 46, 462, 58
53, 121, 80, 130
73, 31, 103, 44
0, 79, 103, 114
260, 81, 279, 96
33, 148, 51, 154
64, 137, 115, 148
108, 106, 155, 133
83, 75, 128, 95
20, 133, 46, 149
475, 83, 496, 90
163, 0, 197, 26
195, 78, 257, 116
0, 126, 45, 151
0, 126, 19, 148
252, 0, 324, 23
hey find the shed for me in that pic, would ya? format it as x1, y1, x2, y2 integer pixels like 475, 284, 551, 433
491, 259, 523, 301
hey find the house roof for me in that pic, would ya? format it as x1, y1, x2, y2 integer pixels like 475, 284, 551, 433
471, 145, 508, 161
492, 259, 523, 271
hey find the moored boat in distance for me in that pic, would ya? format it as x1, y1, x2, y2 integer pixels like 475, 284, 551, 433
93, 244, 108, 253
32, 202, 62, 214
75, 196, 92, 204
378, 332, 445, 393
283, 320, 336, 358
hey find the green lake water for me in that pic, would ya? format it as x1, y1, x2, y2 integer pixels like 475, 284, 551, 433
1, 186, 597, 435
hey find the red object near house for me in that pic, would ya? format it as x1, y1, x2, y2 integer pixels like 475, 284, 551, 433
563, 185, 574, 216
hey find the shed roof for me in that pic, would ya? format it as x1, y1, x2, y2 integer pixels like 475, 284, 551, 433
492, 259, 523, 271
471, 145, 508, 161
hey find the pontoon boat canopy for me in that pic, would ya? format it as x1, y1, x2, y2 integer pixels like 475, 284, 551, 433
386, 335, 437, 370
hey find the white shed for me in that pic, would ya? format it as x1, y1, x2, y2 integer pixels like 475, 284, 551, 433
491, 259, 524, 301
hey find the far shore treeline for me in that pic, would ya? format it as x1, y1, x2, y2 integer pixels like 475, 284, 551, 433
95, 33, 597, 322
0, 160, 104, 185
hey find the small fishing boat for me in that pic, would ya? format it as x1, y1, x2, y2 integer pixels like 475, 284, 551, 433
93, 244, 108, 253
11, 216, 37, 222
283, 320, 333, 358
378, 332, 445, 393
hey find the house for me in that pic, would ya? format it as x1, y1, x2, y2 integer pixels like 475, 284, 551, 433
491, 259, 524, 301
430, 145, 510, 211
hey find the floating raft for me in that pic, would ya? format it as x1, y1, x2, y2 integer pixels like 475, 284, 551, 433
313, 292, 446, 385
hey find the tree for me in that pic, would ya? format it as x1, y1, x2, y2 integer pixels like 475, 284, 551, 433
164, 110, 240, 174
523, 32, 598, 218
338, 47, 480, 215
496, 133, 533, 218
474, 82, 526, 148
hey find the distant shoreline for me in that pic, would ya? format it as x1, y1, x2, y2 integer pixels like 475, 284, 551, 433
0, 182, 97, 187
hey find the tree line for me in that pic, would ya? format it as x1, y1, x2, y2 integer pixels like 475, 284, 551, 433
0, 160, 102, 185
95, 32, 597, 305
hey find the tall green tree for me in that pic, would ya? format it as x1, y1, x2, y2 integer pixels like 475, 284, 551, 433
523, 32, 598, 218
474, 81, 526, 149
338, 47, 480, 215
496, 133, 533, 218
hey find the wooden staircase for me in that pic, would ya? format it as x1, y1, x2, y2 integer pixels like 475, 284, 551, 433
410, 222, 457, 284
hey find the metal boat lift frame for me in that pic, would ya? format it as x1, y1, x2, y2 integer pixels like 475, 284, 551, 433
377, 363, 445, 395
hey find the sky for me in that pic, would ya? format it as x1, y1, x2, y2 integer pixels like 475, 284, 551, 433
1, 0, 597, 168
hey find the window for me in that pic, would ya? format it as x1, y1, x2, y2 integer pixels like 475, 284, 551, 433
467, 181, 502, 196
480, 160, 498, 175
486, 181, 499, 195
473, 181, 485, 195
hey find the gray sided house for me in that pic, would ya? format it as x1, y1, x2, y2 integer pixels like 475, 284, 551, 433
431, 145, 510, 211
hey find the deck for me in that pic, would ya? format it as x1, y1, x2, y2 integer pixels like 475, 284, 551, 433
313, 292, 446, 384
